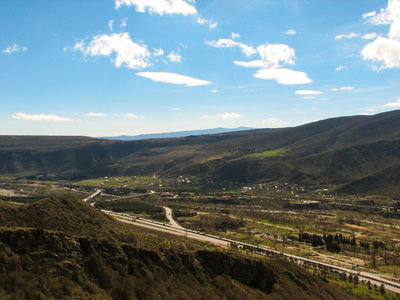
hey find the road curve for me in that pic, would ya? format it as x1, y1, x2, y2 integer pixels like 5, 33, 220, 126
163, 206, 183, 228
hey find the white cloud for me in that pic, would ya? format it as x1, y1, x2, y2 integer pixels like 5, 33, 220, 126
366, 1, 400, 25
120, 17, 128, 28
335, 32, 379, 40
231, 32, 240, 39
136, 72, 212, 86
80, 32, 151, 69
296, 90, 323, 95
389, 17, 400, 39
211, 89, 218, 93
362, 32, 378, 40
197, 17, 217, 29
256, 43, 295, 67
254, 68, 312, 85
12, 112, 75, 122
3, 44, 28, 54
362, 36, 400, 69
360, 2, 400, 70
108, 20, 113, 31
384, 98, 400, 107
167, 50, 181, 62
302, 96, 316, 99
335, 32, 360, 40
115, 0, 197, 16
363, 11, 376, 19
202, 112, 242, 119
86, 112, 107, 117
126, 113, 138, 118
262, 118, 288, 127
332, 87, 353, 91
153, 48, 164, 56
73, 40, 85, 52
336, 65, 348, 71
206, 38, 256, 57
211, 38, 310, 86
234, 60, 269, 68
285, 29, 297, 35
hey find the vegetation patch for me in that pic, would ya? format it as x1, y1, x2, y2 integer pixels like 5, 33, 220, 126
247, 148, 290, 158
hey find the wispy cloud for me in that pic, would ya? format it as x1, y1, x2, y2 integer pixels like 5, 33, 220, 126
384, 98, 400, 107
332, 86, 354, 91
231, 32, 240, 39
115, 0, 197, 16
120, 17, 128, 28
86, 112, 107, 117
197, 17, 217, 29
335, 32, 360, 40
285, 29, 297, 35
363, 11, 377, 19
365, 1, 400, 25
262, 118, 289, 127
295, 90, 323, 95
153, 48, 164, 57
136, 72, 212, 86
12, 112, 75, 122
3, 44, 28, 54
335, 32, 378, 40
336, 65, 348, 71
126, 113, 138, 118
167, 50, 181, 62
108, 20, 113, 31
206, 38, 256, 57
202, 112, 243, 119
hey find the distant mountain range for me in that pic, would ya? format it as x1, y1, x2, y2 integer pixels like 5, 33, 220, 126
1, 110, 400, 197
99, 127, 255, 140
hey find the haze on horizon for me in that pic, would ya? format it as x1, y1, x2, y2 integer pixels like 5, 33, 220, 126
1, 0, 400, 137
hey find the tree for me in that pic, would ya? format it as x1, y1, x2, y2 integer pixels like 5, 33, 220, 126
379, 283, 385, 295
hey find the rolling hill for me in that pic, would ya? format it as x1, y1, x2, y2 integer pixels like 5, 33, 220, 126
1, 110, 400, 196
0, 196, 359, 299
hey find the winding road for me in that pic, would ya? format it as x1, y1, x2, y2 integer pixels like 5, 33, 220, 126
83, 190, 400, 294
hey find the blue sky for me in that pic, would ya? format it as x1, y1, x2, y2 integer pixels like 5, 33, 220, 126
1, 0, 400, 137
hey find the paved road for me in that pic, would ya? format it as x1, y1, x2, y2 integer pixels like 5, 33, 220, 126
83, 189, 101, 202
103, 210, 400, 294
104, 210, 229, 246
88, 194, 400, 294
163, 206, 183, 228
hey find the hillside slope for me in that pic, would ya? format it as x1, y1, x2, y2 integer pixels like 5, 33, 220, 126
1, 110, 399, 195
0, 196, 360, 299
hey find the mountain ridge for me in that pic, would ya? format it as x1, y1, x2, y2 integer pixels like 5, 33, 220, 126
99, 126, 255, 141
1, 110, 399, 196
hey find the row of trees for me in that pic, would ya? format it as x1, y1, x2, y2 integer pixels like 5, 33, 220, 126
294, 232, 385, 254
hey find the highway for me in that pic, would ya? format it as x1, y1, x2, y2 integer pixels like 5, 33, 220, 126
103, 210, 229, 246
104, 209, 400, 294
83, 190, 400, 294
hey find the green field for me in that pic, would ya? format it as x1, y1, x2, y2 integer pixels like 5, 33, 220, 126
247, 148, 290, 158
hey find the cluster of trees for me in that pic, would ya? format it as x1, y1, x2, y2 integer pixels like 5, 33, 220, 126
294, 231, 388, 255
295, 232, 359, 253
298, 233, 324, 247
